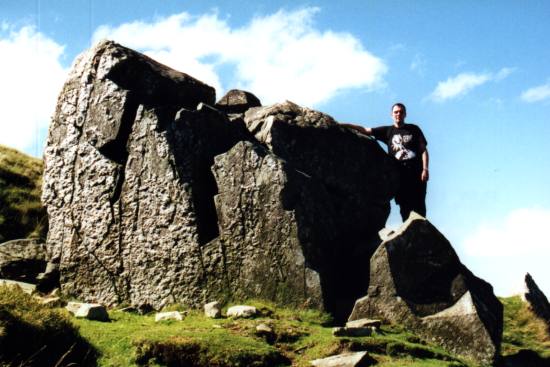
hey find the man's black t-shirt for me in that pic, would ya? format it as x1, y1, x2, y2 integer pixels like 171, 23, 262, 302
372, 124, 427, 161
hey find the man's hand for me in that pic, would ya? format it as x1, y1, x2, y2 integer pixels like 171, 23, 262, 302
421, 169, 429, 182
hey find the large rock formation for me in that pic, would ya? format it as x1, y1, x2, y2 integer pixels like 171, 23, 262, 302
348, 213, 503, 365
42, 40, 397, 316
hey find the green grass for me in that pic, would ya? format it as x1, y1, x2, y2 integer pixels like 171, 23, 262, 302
500, 296, 550, 358
2, 289, 550, 367
0, 145, 47, 242
71, 299, 467, 367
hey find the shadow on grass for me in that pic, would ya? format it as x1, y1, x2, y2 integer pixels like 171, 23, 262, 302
501, 349, 550, 367
0, 308, 99, 366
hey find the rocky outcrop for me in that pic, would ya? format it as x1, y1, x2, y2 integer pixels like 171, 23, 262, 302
348, 213, 503, 365
42, 40, 398, 316
522, 273, 550, 331
0, 239, 46, 283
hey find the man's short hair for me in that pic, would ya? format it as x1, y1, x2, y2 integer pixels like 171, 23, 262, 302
392, 102, 407, 115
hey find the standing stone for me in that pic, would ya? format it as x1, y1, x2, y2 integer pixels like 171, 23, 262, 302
522, 273, 550, 331
348, 213, 503, 365
42, 40, 224, 308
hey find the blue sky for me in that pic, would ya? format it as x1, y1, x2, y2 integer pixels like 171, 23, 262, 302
2, 0, 550, 297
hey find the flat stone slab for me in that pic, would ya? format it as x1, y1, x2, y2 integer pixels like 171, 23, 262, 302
227, 305, 257, 318
310, 351, 374, 367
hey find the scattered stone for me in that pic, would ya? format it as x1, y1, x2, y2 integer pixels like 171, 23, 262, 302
66, 302, 109, 321
204, 301, 222, 318
227, 305, 258, 318
522, 273, 550, 330
155, 311, 183, 322
348, 213, 503, 365
310, 351, 375, 367
345, 318, 381, 330
0, 238, 47, 283
332, 326, 373, 337
0, 279, 36, 294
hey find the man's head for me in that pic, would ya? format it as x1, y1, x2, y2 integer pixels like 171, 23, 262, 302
391, 103, 407, 127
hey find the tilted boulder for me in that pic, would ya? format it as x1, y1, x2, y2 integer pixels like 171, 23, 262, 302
348, 213, 503, 365
0, 239, 46, 283
43, 40, 398, 316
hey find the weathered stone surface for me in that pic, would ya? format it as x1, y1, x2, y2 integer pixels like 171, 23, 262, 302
227, 305, 257, 318
215, 89, 261, 114
348, 213, 503, 365
43, 40, 398, 317
310, 351, 375, 367
204, 301, 222, 318
522, 273, 550, 331
66, 302, 109, 321
155, 311, 183, 322
243, 101, 397, 319
0, 238, 46, 283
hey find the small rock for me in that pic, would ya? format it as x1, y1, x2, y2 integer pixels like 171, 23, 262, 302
155, 311, 183, 322
66, 302, 109, 321
204, 301, 222, 318
227, 305, 258, 318
256, 323, 273, 333
332, 326, 373, 337
255, 323, 276, 343
310, 351, 374, 367
345, 318, 381, 330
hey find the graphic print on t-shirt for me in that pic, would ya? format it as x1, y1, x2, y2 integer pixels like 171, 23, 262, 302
391, 133, 416, 160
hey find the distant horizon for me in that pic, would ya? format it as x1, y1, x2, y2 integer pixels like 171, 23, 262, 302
1, 0, 550, 298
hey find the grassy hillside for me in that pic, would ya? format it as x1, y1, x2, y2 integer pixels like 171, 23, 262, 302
0, 145, 47, 242
3, 284, 550, 367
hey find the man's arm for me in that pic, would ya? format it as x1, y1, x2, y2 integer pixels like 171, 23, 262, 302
421, 146, 429, 182
340, 123, 373, 135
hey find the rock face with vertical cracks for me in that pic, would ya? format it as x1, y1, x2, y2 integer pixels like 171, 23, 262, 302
348, 213, 503, 365
42, 40, 398, 314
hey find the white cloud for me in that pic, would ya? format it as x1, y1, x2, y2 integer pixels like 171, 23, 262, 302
429, 67, 513, 102
463, 207, 550, 257
92, 8, 387, 107
0, 25, 68, 156
521, 81, 550, 103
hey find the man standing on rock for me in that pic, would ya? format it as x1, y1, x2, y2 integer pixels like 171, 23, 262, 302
342, 103, 429, 221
